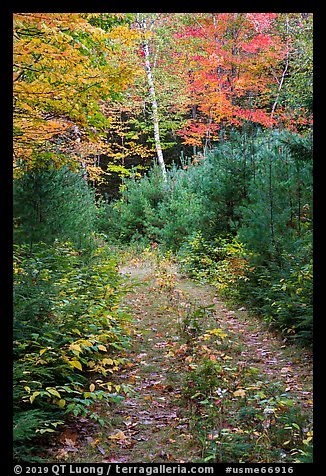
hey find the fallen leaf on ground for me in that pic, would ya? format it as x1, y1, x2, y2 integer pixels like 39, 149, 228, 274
108, 430, 127, 441
97, 445, 106, 455
233, 389, 246, 397
281, 367, 293, 373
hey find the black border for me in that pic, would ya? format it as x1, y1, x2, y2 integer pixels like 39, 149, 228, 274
3, 2, 320, 473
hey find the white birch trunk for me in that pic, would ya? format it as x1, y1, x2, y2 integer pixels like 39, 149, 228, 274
139, 16, 167, 181
271, 15, 290, 119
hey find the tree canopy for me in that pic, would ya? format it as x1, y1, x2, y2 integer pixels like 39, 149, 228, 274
13, 12, 312, 184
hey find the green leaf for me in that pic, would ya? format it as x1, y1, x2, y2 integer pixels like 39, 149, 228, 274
190, 392, 202, 399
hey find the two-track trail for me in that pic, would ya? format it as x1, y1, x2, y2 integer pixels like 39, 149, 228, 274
48, 254, 313, 463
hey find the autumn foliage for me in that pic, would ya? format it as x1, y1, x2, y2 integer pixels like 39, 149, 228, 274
13, 13, 140, 179
13, 13, 312, 180
171, 13, 310, 149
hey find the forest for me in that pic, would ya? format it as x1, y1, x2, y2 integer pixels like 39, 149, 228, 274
13, 13, 313, 464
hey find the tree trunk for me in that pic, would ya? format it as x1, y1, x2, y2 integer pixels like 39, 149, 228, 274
139, 16, 167, 181
271, 15, 289, 119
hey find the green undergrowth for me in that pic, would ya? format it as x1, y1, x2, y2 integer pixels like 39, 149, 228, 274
178, 231, 312, 346
13, 240, 133, 462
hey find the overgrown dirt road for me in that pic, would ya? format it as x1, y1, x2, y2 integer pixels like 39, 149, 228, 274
49, 253, 313, 463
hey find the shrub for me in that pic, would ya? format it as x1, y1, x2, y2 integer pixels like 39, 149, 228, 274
13, 241, 131, 461
179, 231, 249, 298
157, 167, 204, 250
102, 165, 204, 250
14, 165, 98, 250
237, 130, 312, 267
236, 256, 313, 344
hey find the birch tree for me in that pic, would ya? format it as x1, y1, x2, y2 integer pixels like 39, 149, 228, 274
135, 13, 167, 180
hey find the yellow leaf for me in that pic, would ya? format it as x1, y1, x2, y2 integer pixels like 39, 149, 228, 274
30, 391, 40, 403
209, 328, 228, 339
303, 437, 313, 445
69, 343, 82, 353
70, 360, 83, 371
108, 430, 126, 441
58, 399, 66, 408
89, 383, 95, 392
39, 348, 48, 356
91, 438, 101, 447
80, 340, 93, 347
102, 358, 114, 365
98, 344, 107, 352
46, 387, 61, 398
233, 389, 246, 397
